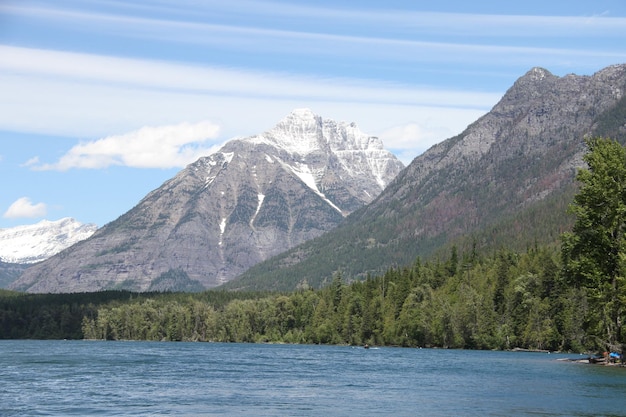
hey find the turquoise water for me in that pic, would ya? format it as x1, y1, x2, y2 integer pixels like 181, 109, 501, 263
1, 340, 625, 416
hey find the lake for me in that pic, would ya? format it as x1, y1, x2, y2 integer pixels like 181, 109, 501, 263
1, 340, 625, 416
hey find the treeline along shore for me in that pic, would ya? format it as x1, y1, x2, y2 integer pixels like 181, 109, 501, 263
0, 246, 595, 352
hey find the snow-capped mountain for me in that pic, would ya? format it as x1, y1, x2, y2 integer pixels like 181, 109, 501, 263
253, 108, 398, 189
245, 108, 402, 213
0, 218, 97, 264
12, 109, 404, 293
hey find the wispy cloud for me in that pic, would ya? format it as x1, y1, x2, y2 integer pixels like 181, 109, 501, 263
3, 197, 47, 219
0, 45, 499, 156
2, 1, 624, 166
30, 121, 222, 171
4, 4, 625, 71
7, 2, 626, 38
0, 45, 499, 107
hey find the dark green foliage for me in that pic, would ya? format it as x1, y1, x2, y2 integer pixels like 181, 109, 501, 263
2, 247, 586, 350
1, 245, 598, 351
561, 137, 626, 353
0, 290, 269, 340
0, 291, 136, 339
76, 247, 589, 350
228, 183, 577, 293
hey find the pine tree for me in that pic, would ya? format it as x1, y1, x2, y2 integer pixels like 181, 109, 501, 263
562, 137, 626, 355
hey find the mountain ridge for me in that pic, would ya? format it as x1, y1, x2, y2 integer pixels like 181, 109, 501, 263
11, 109, 403, 293
0, 218, 97, 264
225, 64, 626, 291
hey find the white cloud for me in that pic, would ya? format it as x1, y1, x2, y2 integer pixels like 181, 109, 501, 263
380, 123, 428, 149
377, 116, 477, 165
0, 46, 499, 113
0, 46, 499, 163
7, 3, 626, 44
3, 197, 47, 219
21, 156, 40, 168
31, 121, 222, 171
0, 46, 499, 108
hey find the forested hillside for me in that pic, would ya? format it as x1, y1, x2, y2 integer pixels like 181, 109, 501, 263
82, 246, 582, 350
0, 246, 589, 352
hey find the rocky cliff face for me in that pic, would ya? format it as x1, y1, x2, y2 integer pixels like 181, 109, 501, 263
11, 109, 403, 293
229, 64, 626, 291
376, 65, 626, 227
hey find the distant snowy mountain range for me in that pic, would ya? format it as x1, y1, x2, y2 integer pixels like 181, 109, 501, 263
0, 218, 97, 264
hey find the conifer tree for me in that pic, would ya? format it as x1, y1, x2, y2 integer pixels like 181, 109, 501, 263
562, 137, 626, 355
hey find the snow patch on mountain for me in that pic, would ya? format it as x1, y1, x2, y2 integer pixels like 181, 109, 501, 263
283, 160, 343, 213
0, 218, 97, 264
219, 218, 226, 246
202, 151, 235, 187
251, 194, 265, 227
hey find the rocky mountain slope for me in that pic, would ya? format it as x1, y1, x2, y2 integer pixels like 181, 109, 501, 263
0, 218, 97, 264
11, 109, 403, 293
227, 64, 626, 291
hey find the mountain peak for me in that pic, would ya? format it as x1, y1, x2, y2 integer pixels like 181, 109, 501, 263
0, 217, 97, 264
272, 108, 321, 132
260, 109, 323, 154
507, 67, 557, 91
525, 67, 554, 81
287, 108, 319, 120
10, 110, 403, 293
254, 109, 383, 157
241, 109, 402, 196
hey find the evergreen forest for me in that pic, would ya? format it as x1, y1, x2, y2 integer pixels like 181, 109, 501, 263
0, 246, 600, 352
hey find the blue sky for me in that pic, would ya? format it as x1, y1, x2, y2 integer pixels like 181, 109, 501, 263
1, 0, 626, 229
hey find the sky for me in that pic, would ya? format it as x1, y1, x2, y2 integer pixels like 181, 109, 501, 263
1, 0, 626, 229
